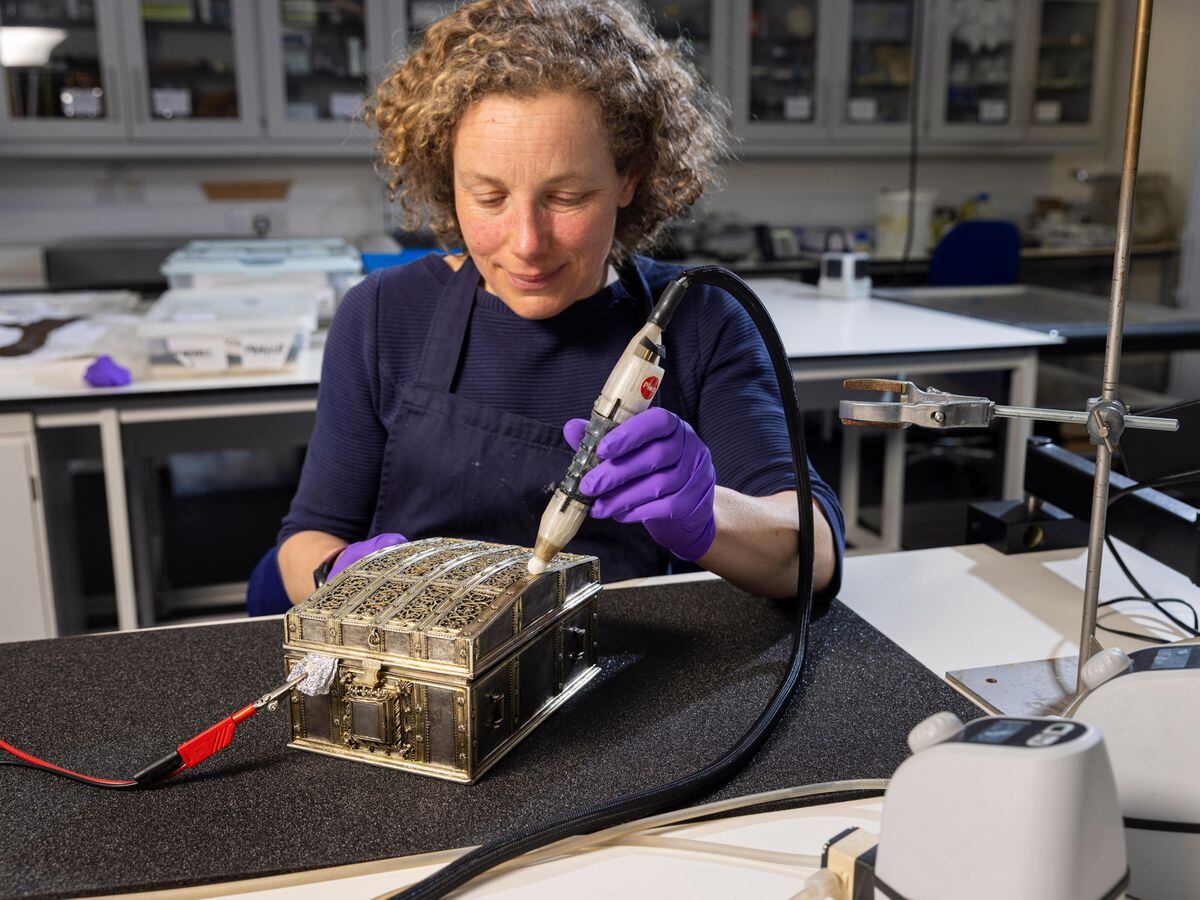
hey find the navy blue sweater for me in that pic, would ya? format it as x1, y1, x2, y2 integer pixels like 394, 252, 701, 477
280, 253, 845, 595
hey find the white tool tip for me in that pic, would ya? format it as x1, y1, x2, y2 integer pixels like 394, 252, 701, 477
527, 556, 547, 575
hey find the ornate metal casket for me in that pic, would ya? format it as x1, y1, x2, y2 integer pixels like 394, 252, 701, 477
283, 537, 600, 782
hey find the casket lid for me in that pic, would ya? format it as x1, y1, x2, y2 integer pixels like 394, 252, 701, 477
284, 537, 599, 675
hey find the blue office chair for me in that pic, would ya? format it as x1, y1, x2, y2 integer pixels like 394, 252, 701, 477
929, 220, 1020, 287
246, 545, 292, 616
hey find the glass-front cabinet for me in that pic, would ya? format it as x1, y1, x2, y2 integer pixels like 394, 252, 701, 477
0, 0, 1117, 156
642, 0, 723, 89
1026, 0, 1112, 141
0, 0, 126, 138
927, 0, 1032, 141
390, 0, 725, 88
829, 0, 918, 139
731, 0, 831, 144
120, 0, 260, 139
260, 0, 390, 141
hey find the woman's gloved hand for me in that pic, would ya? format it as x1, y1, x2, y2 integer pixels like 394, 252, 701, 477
563, 407, 716, 560
329, 533, 408, 579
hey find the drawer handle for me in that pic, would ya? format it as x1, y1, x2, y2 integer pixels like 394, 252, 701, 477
485, 692, 505, 731
566, 626, 588, 661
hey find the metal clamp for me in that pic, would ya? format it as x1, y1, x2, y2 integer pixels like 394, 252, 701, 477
840, 379, 994, 429
840, 380, 1178, 435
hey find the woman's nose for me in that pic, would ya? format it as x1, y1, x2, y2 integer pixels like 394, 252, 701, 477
510, 203, 549, 259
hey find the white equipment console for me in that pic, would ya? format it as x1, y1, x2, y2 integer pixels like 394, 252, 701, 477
874, 713, 1128, 900
1073, 643, 1200, 900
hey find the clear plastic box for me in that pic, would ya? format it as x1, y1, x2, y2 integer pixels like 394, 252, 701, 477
160, 239, 362, 321
140, 289, 319, 376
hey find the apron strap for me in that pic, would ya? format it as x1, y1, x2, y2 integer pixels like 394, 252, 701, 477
415, 255, 480, 393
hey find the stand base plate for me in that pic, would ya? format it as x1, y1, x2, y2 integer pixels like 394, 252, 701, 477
946, 656, 1079, 717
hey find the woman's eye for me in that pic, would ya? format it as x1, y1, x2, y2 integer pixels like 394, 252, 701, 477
548, 194, 586, 207
475, 195, 505, 208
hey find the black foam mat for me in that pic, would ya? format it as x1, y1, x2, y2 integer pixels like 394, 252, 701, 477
0, 580, 980, 898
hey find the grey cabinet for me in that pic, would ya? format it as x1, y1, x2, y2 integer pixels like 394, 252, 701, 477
1025, 0, 1114, 143
925, 0, 1034, 142
0, 0, 1115, 157
829, 0, 921, 141
730, 0, 925, 151
0, 415, 55, 642
1, 0, 394, 153
260, 0, 390, 142
730, 0, 833, 146
119, 0, 260, 140
0, 0, 127, 139
925, 0, 1111, 145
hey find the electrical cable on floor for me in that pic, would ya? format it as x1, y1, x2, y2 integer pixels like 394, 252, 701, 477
383, 267, 819, 899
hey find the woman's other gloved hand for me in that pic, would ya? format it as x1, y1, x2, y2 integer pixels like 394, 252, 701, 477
563, 407, 716, 560
329, 533, 408, 579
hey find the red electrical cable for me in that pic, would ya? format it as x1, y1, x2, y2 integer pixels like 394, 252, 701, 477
0, 737, 140, 788
1, 695, 277, 789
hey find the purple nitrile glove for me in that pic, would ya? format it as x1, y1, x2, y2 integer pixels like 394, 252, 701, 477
329, 533, 407, 579
563, 407, 716, 561
84, 355, 131, 388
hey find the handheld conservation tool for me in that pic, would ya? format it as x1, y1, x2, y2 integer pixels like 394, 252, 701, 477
528, 280, 686, 574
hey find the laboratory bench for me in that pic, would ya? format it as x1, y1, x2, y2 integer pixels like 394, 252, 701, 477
661, 239, 1180, 301
1, 539, 1193, 898
0, 290, 1059, 644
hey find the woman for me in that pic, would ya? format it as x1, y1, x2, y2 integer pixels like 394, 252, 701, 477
269, 0, 843, 608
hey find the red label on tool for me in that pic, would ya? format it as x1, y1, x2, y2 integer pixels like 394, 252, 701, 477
640, 376, 660, 400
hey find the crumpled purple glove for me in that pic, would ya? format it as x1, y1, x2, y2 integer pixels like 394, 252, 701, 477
84, 355, 131, 388
564, 407, 716, 561
329, 533, 407, 579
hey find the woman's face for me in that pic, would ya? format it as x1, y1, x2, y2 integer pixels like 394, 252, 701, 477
453, 91, 639, 320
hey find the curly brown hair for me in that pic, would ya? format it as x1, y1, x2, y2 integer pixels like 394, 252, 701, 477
369, 0, 729, 258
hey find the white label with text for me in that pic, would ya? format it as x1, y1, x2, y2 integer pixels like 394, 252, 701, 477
166, 336, 227, 371
237, 333, 291, 370
978, 99, 1008, 123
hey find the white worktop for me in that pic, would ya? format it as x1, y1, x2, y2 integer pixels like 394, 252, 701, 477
747, 278, 1062, 358
0, 334, 324, 405
0, 281, 1060, 406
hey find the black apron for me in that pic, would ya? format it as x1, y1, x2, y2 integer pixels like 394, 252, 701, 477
370, 256, 677, 582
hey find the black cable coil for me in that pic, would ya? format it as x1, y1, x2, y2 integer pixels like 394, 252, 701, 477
386, 265, 818, 899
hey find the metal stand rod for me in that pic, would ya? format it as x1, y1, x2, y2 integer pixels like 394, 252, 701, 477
1076, 0, 1155, 693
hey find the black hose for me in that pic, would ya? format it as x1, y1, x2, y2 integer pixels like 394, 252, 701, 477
387, 266, 816, 899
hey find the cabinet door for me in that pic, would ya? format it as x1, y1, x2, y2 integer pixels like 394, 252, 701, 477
829, 0, 920, 141
0, 0, 127, 139
926, 0, 1032, 142
1025, 0, 1112, 143
731, 0, 837, 147
641, 0, 729, 99
121, 0, 261, 140
0, 424, 56, 642
260, 0, 388, 143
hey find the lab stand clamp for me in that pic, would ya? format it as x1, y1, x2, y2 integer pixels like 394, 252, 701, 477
839, 379, 1179, 718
